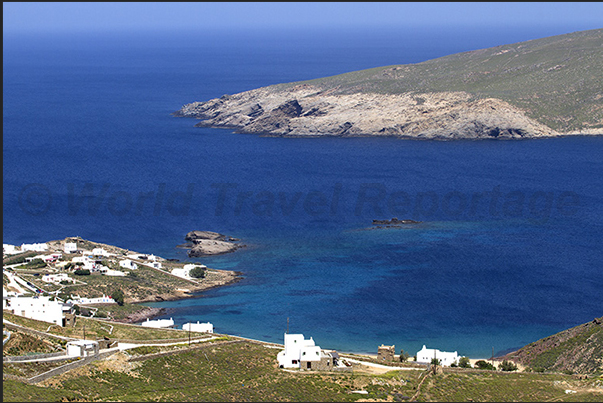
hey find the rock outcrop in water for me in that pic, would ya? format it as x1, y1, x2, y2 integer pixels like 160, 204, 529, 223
373, 218, 422, 225
179, 231, 243, 257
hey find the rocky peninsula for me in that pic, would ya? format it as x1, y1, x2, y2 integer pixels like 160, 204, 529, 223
175, 28, 603, 139
5, 236, 243, 324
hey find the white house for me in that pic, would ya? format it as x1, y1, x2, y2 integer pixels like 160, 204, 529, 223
66, 340, 99, 357
171, 263, 205, 279
71, 256, 99, 272
98, 265, 126, 277
71, 256, 88, 264
171, 267, 190, 279
147, 254, 162, 269
41, 273, 74, 284
277, 333, 332, 369
69, 294, 116, 305
126, 253, 146, 260
64, 242, 78, 254
141, 317, 175, 328
4, 296, 71, 326
103, 269, 126, 277
92, 248, 107, 256
119, 259, 137, 270
3, 244, 19, 255
182, 321, 213, 333
416, 345, 459, 367
21, 243, 48, 252
40, 253, 62, 263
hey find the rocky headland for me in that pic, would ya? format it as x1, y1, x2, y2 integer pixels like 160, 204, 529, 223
175, 28, 603, 139
178, 230, 244, 257
175, 88, 559, 139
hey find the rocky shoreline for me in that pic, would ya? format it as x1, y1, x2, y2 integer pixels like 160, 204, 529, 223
174, 29, 603, 140
115, 269, 244, 324
175, 87, 563, 140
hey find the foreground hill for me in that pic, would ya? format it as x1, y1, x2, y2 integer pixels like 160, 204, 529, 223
5, 341, 603, 402
501, 316, 603, 374
176, 28, 603, 139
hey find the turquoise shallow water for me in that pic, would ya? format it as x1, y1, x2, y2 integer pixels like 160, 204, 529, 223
4, 27, 603, 358
146, 214, 602, 357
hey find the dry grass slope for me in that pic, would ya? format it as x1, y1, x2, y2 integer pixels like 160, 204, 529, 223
501, 316, 603, 374
283, 28, 603, 133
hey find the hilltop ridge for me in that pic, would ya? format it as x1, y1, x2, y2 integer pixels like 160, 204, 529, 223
501, 316, 603, 374
175, 28, 603, 139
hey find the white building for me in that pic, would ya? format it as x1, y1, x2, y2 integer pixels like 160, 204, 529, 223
97, 267, 126, 276
141, 317, 175, 328
182, 321, 213, 333
69, 294, 116, 305
171, 267, 190, 279
126, 253, 146, 260
71, 256, 88, 264
71, 256, 99, 271
277, 333, 329, 369
171, 263, 205, 279
147, 254, 162, 269
66, 340, 99, 357
119, 259, 137, 270
4, 296, 72, 326
416, 345, 459, 367
64, 242, 78, 254
41, 273, 74, 284
40, 253, 62, 262
21, 243, 48, 252
92, 248, 107, 256
3, 244, 19, 255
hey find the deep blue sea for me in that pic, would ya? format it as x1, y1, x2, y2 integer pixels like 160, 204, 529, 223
4, 25, 602, 357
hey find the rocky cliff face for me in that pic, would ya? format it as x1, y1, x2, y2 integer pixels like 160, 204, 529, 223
175, 84, 560, 139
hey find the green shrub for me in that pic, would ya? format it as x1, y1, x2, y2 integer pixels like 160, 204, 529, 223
74, 269, 90, 275
189, 266, 206, 279
25, 258, 47, 269
459, 356, 472, 368
499, 360, 518, 371
111, 289, 125, 306
475, 360, 496, 370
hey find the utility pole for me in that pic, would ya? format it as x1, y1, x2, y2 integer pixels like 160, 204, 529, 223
83, 323, 86, 340
491, 346, 494, 367
286, 317, 289, 334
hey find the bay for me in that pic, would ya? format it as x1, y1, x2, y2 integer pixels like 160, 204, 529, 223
3, 25, 602, 357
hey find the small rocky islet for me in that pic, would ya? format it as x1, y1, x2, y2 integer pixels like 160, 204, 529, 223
178, 230, 244, 257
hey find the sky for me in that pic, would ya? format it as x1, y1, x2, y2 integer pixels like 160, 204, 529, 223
3, 2, 603, 34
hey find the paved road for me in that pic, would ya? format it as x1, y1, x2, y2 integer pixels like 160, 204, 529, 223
343, 357, 423, 371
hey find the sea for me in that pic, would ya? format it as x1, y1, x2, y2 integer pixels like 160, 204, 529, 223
3, 25, 602, 358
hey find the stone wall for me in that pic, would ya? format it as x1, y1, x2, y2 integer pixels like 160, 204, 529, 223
27, 349, 116, 384
301, 355, 334, 371
3, 351, 67, 363
377, 344, 396, 362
